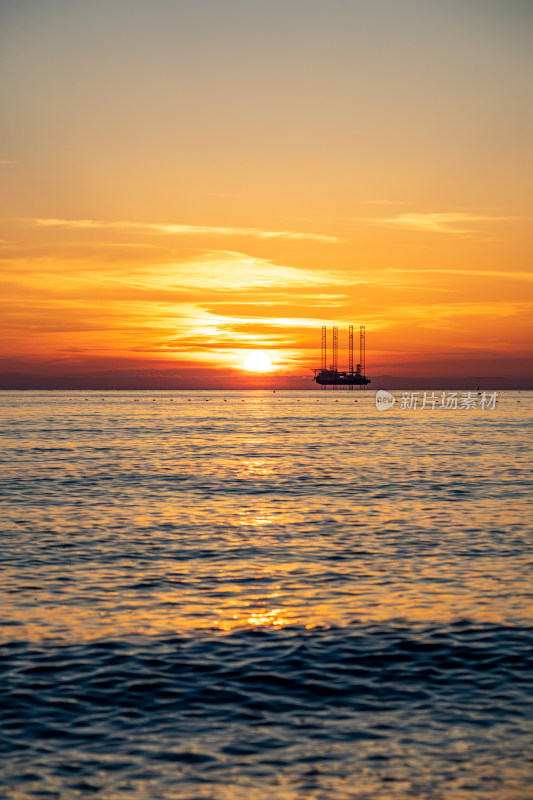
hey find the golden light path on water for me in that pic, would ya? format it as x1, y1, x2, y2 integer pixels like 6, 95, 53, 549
1, 390, 531, 644
4, 548, 532, 643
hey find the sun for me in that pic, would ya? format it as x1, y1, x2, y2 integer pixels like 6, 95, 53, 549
242, 351, 272, 372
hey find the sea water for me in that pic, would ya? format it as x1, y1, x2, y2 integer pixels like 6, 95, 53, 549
0, 390, 532, 799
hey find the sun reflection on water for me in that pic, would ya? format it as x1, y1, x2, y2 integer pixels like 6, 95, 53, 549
1, 391, 532, 645
238, 459, 276, 478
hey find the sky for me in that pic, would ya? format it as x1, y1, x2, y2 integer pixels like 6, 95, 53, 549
1, 0, 532, 389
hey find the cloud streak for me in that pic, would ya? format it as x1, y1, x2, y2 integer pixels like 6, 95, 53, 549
32, 218, 341, 243
388, 267, 533, 283
373, 212, 514, 234
124, 252, 346, 292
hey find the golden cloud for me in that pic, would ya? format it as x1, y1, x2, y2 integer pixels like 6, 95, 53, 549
373, 212, 514, 234
32, 217, 341, 243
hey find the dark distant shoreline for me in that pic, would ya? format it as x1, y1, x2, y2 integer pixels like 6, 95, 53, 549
1, 383, 532, 392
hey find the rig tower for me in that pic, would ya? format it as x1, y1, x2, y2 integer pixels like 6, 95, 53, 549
332, 326, 338, 371
359, 325, 365, 378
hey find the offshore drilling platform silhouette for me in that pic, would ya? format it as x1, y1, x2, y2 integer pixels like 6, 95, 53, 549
313, 325, 370, 389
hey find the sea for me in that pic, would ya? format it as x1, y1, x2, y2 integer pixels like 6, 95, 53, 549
1, 389, 532, 800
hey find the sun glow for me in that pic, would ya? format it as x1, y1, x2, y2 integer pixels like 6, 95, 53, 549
242, 351, 272, 372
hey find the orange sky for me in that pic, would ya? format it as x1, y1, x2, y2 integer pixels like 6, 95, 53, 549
1, 0, 532, 389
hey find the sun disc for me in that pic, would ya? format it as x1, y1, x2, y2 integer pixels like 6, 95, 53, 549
243, 351, 272, 372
